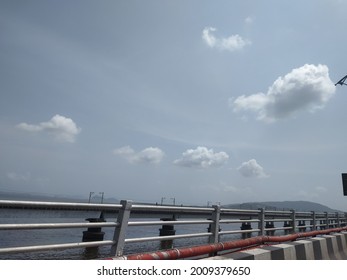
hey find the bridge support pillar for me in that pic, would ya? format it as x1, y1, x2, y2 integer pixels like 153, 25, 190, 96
265, 221, 275, 236
159, 217, 176, 250
82, 212, 106, 242
298, 220, 306, 232
240, 222, 252, 239
320, 220, 326, 230
82, 212, 106, 259
284, 221, 291, 235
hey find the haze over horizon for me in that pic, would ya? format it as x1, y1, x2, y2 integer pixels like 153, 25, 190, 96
1, 1, 347, 211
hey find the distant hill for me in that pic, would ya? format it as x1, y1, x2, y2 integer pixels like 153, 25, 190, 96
0, 191, 344, 213
223, 200, 342, 213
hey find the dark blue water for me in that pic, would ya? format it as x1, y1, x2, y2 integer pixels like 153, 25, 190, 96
0, 209, 246, 260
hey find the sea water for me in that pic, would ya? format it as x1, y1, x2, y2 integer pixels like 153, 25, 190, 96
0, 208, 244, 260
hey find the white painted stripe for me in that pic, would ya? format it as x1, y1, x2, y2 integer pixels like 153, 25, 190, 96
204, 232, 347, 260
270, 243, 296, 260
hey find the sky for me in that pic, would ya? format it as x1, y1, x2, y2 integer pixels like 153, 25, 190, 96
1, 0, 347, 210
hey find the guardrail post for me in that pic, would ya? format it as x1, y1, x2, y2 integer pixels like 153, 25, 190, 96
110, 200, 132, 257
336, 212, 340, 228
208, 204, 221, 244
311, 211, 316, 231
258, 208, 265, 236
291, 210, 296, 233
325, 212, 329, 229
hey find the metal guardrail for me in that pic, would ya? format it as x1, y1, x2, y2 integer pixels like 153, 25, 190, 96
117, 227, 347, 260
0, 199, 346, 258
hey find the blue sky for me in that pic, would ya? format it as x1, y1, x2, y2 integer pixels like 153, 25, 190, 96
1, 0, 347, 210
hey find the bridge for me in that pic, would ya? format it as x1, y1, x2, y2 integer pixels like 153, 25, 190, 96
0, 199, 346, 260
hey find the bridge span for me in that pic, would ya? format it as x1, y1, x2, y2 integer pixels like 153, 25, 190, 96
0, 199, 346, 260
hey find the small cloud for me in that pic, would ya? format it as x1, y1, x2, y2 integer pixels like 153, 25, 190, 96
238, 159, 269, 178
174, 146, 229, 168
202, 27, 251, 52
17, 114, 81, 143
113, 146, 135, 157
231, 64, 336, 122
113, 146, 164, 164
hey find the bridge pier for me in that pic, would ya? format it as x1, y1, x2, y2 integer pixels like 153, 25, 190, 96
82, 212, 106, 242
284, 221, 291, 235
82, 212, 106, 259
265, 221, 275, 236
240, 222, 252, 239
320, 220, 326, 230
298, 220, 306, 232
159, 217, 176, 250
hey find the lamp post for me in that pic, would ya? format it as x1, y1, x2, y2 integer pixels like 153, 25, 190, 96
161, 197, 166, 205
99, 192, 104, 204
88, 192, 94, 203
170, 197, 176, 205
88, 192, 104, 203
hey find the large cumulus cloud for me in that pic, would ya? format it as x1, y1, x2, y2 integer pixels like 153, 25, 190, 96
17, 114, 81, 143
232, 64, 336, 122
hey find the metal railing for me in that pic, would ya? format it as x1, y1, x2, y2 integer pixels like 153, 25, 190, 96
0, 199, 346, 259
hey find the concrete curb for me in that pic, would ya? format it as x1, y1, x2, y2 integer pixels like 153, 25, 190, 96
207, 232, 347, 260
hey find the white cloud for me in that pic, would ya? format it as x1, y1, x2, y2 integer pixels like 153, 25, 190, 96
174, 146, 229, 168
113, 146, 164, 164
232, 64, 336, 122
238, 159, 269, 178
17, 114, 81, 143
202, 27, 251, 52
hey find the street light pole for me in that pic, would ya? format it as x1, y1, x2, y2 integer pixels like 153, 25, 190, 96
88, 192, 94, 203
100, 192, 104, 204
170, 197, 176, 205
161, 197, 166, 205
